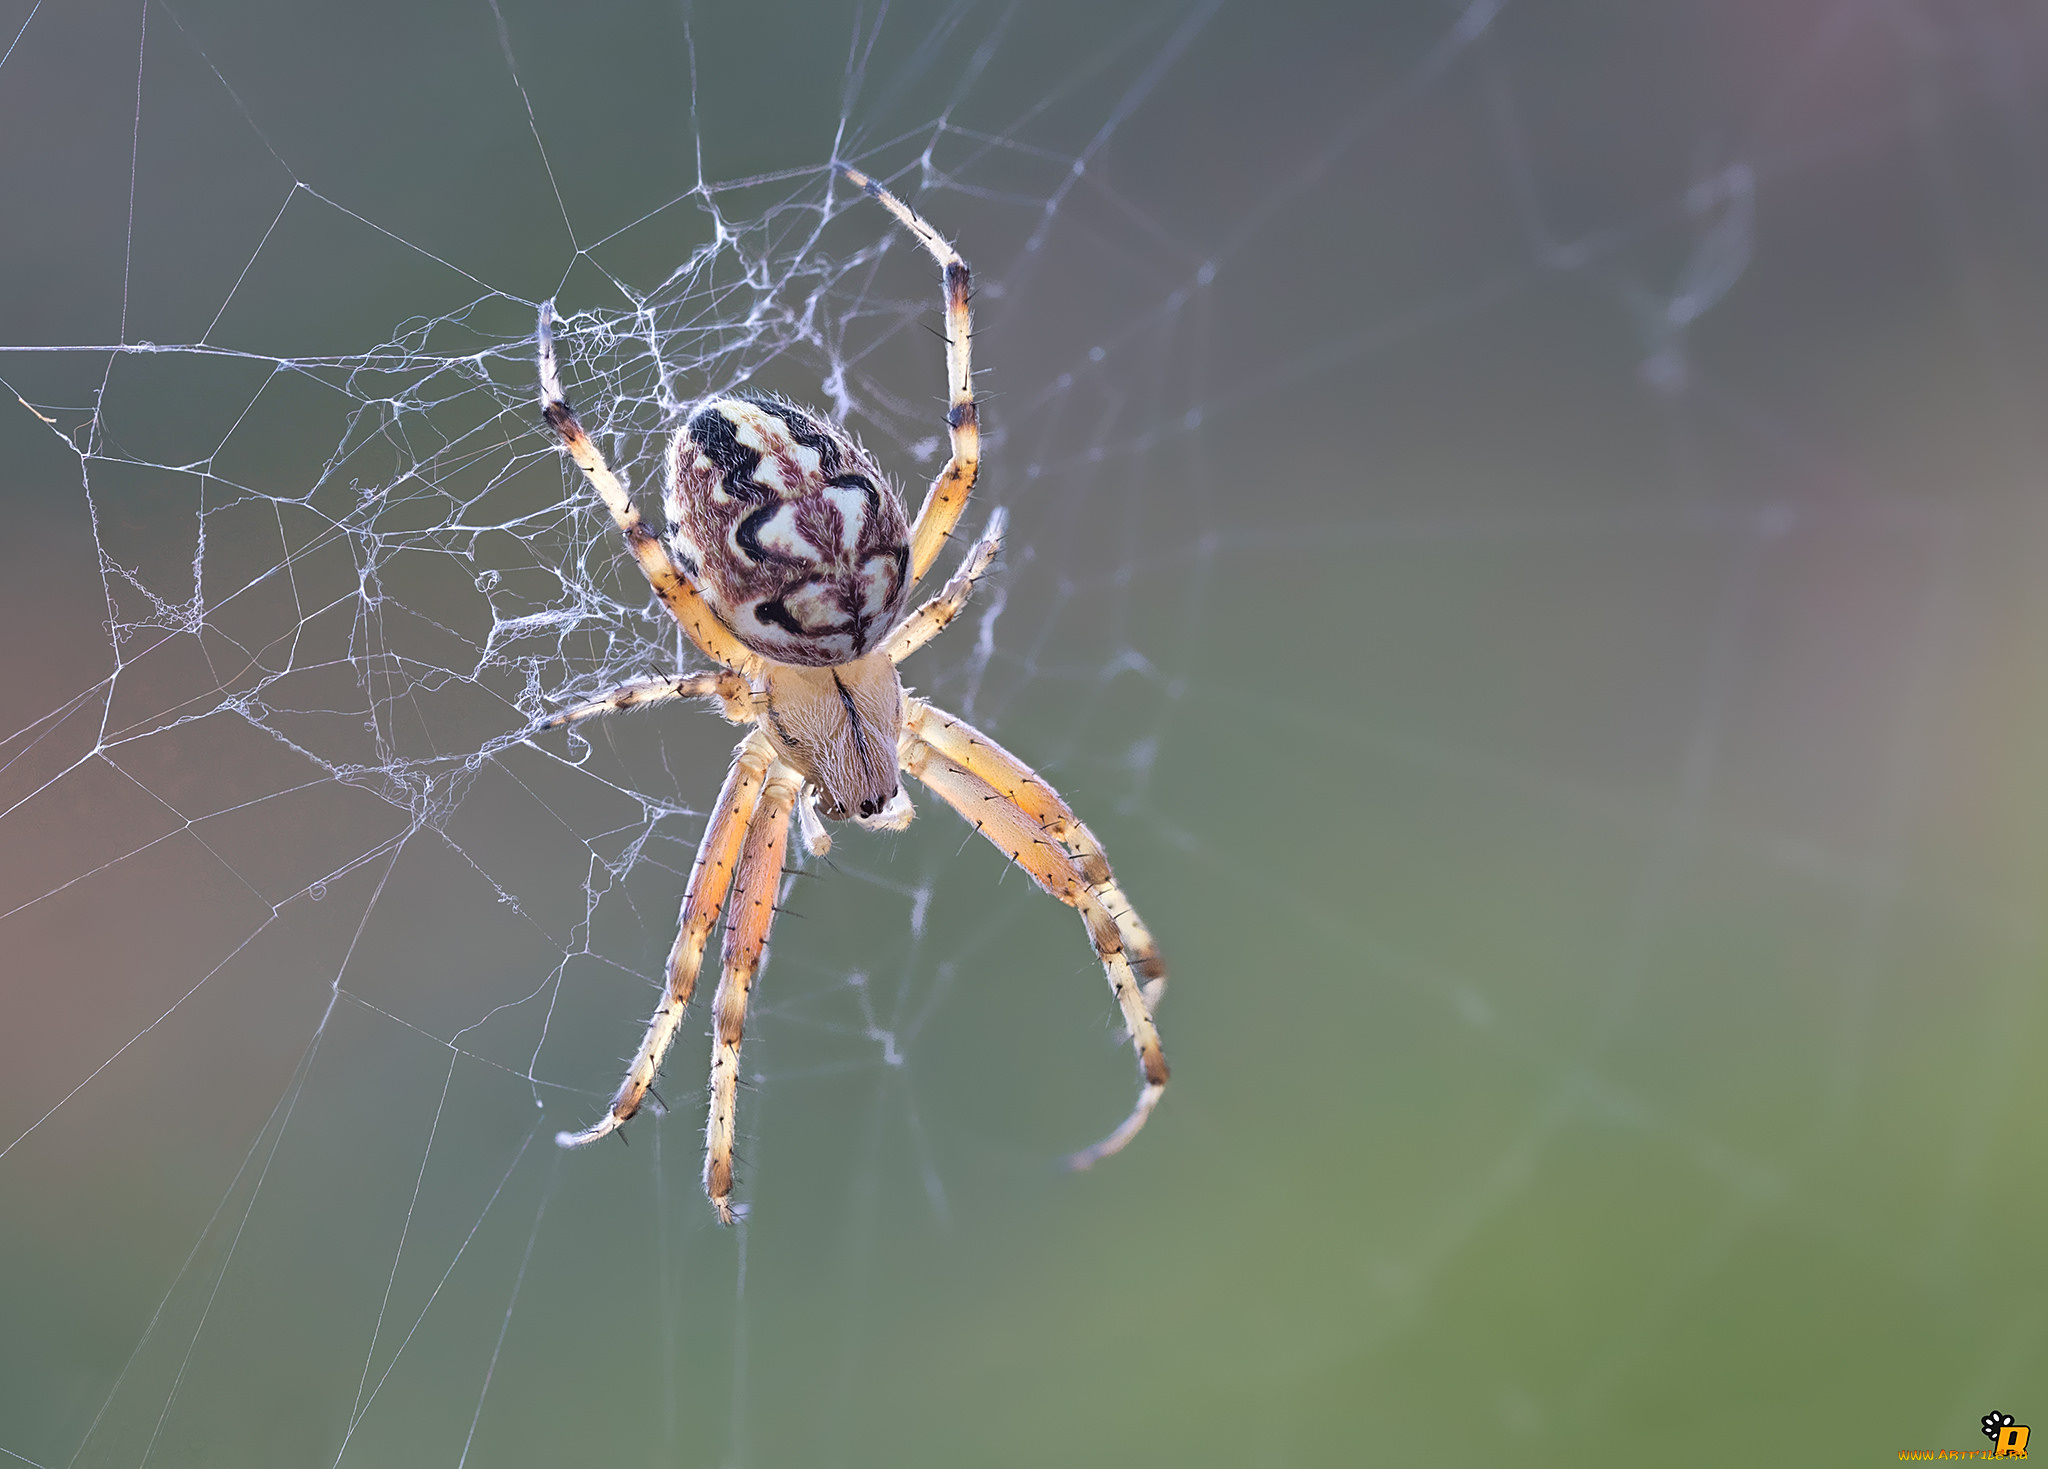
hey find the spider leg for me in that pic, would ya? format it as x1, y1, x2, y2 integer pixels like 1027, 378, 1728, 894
899, 709, 1168, 1171
537, 303, 762, 676
903, 700, 1165, 997
843, 168, 977, 587
557, 731, 775, 1149
539, 669, 754, 732
703, 762, 801, 1224
882, 509, 1004, 665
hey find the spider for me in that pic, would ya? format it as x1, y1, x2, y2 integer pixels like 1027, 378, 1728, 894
536, 168, 1167, 1223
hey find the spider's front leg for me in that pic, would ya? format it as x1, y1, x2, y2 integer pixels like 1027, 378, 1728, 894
898, 702, 1168, 1170
703, 762, 801, 1223
907, 698, 1164, 997
556, 731, 774, 1149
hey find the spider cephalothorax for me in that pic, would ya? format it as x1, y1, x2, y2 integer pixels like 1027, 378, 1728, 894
756, 655, 908, 824
538, 168, 1167, 1224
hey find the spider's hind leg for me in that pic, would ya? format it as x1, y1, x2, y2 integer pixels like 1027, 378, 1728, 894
536, 302, 761, 678
842, 168, 978, 588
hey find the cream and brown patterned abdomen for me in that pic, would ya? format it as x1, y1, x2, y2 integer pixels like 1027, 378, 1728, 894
664, 395, 913, 666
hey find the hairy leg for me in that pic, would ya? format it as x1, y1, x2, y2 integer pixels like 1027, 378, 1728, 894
882, 510, 1005, 665
539, 669, 754, 732
842, 168, 978, 586
538, 302, 761, 675
704, 762, 801, 1222
556, 732, 775, 1148
900, 722, 1167, 1169
903, 699, 1164, 995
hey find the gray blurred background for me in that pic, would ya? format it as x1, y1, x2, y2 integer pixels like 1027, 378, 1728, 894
4, 1, 2047, 1464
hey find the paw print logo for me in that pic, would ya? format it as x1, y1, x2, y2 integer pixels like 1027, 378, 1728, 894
1983, 1413, 2030, 1457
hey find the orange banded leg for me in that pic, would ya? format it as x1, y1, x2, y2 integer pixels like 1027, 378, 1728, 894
842, 168, 978, 586
903, 700, 1165, 1001
882, 510, 1005, 665
704, 763, 801, 1222
556, 732, 774, 1149
899, 728, 1168, 1171
538, 302, 760, 676
540, 669, 754, 731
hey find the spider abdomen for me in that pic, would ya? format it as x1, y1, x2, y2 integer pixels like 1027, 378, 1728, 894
667, 394, 912, 666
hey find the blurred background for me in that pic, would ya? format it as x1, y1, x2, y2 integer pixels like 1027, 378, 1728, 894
3, 1, 2046, 1464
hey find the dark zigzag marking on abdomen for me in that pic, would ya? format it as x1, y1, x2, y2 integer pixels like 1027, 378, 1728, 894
684, 407, 776, 505
753, 596, 815, 636
825, 472, 881, 522
734, 503, 806, 565
738, 393, 844, 479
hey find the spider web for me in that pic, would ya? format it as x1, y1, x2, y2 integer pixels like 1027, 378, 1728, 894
4, 1, 2048, 1465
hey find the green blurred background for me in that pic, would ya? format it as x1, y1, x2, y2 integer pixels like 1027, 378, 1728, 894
4, 1, 2046, 1464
